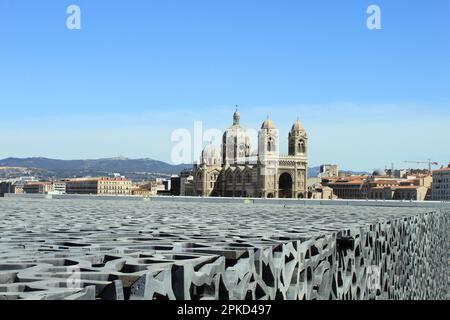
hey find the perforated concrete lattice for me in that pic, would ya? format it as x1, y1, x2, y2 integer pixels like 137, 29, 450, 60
0, 198, 448, 300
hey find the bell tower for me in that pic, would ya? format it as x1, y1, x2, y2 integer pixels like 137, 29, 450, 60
258, 117, 278, 157
289, 118, 308, 156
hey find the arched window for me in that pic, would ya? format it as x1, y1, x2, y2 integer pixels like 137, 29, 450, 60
298, 140, 306, 153
267, 137, 274, 152
245, 173, 251, 184
236, 174, 242, 184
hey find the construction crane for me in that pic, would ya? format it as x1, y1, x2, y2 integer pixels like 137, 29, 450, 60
402, 159, 439, 173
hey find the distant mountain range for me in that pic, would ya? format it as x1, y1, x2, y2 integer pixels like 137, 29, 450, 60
0, 157, 191, 180
0, 157, 367, 180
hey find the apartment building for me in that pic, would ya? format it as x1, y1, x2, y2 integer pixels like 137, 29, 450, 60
323, 170, 432, 201
23, 182, 53, 194
432, 163, 450, 201
66, 177, 132, 195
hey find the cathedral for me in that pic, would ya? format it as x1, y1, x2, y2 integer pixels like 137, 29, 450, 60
190, 110, 308, 198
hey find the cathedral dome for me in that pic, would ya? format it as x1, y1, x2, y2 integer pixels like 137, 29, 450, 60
201, 143, 221, 165
291, 119, 305, 132
372, 169, 387, 176
223, 110, 251, 164
261, 118, 276, 130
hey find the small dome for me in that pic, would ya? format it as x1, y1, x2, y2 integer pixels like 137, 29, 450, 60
372, 169, 387, 176
201, 143, 221, 165
261, 118, 276, 129
291, 119, 305, 132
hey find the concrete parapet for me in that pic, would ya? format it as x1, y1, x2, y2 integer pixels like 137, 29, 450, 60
0, 197, 448, 300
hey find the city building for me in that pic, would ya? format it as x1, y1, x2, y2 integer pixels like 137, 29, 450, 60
151, 179, 167, 193
66, 177, 132, 195
156, 178, 172, 196
323, 176, 367, 199
12, 182, 24, 194
389, 169, 408, 179
0, 178, 34, 194
322, 169, 432, 201
55, 182, 66, 193
190, 111, 308, 198
170, 175, 181, 196
308, 185, 335, 200
23, 182, 53, 194
180, 170, 194, 196
130, 180, 171, 196
131, 189, 153, 196
1, 177, 64, 195
0, 181, 14, 195
131, 183, 154, 196
319, 164, 339, 178
369, 186, 429, 201
48, 181, 67, 194
162, 179, 171, 192
432, 163, 450, 201
170, 171, 198, 196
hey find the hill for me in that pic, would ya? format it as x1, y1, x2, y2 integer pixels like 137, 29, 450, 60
0, 157, 191, 179
0, 158, 368, 180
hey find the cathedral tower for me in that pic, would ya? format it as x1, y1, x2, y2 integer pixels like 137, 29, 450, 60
258, 117, 279, 157
288, 118, 308, 156
257, 117, 279, 198
222, 108, 251, 165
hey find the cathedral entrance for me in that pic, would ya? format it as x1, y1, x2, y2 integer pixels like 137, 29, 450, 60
278, 173, 293, 198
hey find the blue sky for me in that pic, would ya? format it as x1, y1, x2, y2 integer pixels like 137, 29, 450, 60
0, 0, 449, 171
